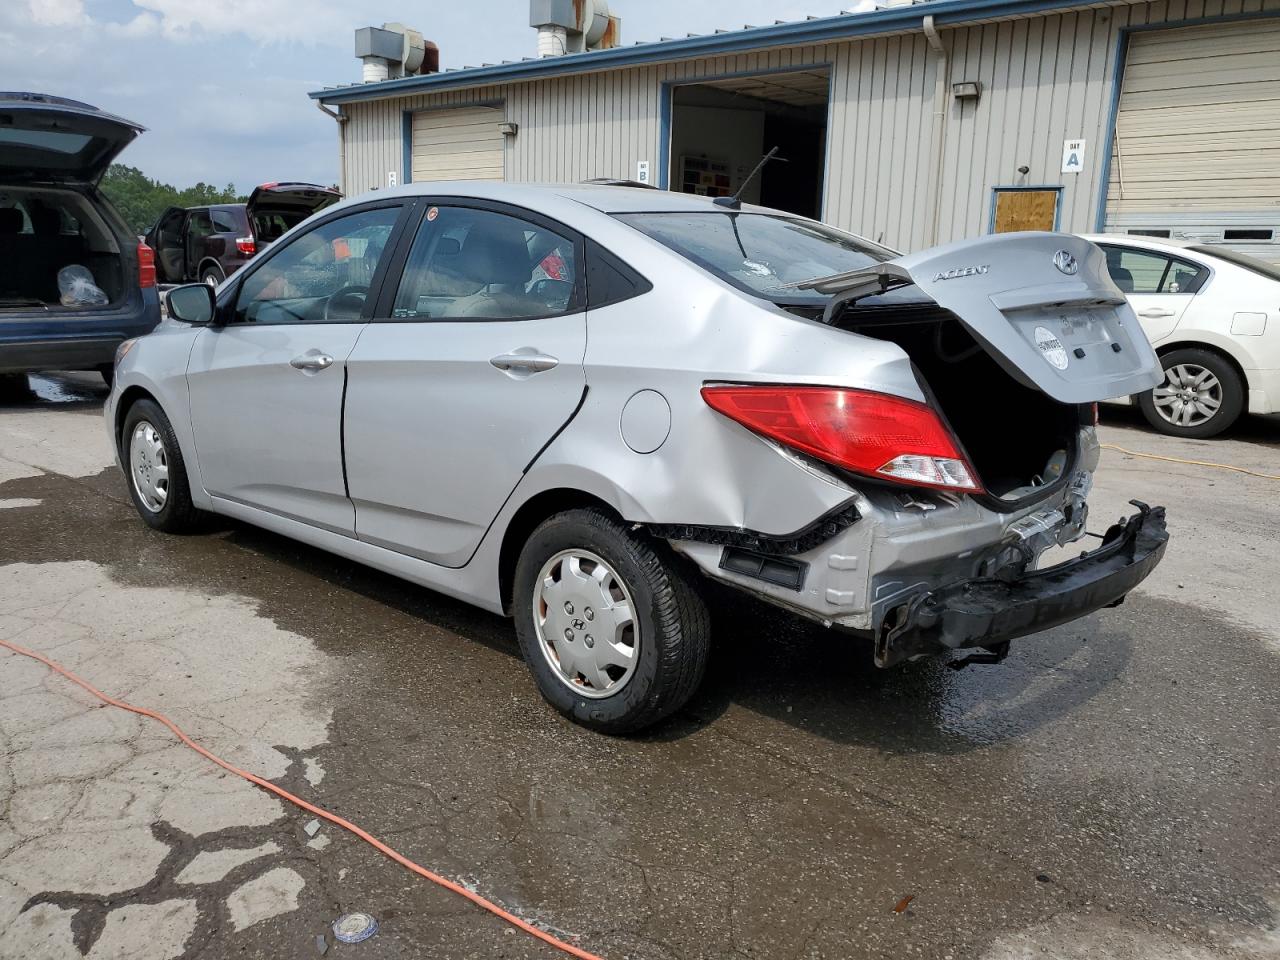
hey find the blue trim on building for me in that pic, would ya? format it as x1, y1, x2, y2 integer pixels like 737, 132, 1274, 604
401, 110, 413, 184
658, 82, 672, 190
1094, 8, 1280, 231
988, 185, 1064, 233
310, 0, 1118, 104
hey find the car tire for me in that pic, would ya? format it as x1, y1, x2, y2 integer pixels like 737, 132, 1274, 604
200, 265, 224, 289
120, 398, 204, 533
512, 508, 710, 735
1138, 347, 1245, 439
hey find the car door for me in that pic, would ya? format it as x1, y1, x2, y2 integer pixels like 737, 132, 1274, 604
150, 207, 187, 283
1099, 244, 1206, 342
343, 200, 588, 567
186, 201, 407, 534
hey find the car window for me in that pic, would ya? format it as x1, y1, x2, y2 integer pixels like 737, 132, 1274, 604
232, 206, 400, 325
211, 210, 240, 233
1101, 245, 1206, 294
187, 211, 214, 241
617, 212, 896, 305
390, 206, 579, 321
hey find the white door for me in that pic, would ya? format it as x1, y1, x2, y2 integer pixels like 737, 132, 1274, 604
186, 204, 404, 534
1106, 20, 1280, 225
1097, 243, 1207, 343
410, 105, 506, 183
344, 202, 587, 567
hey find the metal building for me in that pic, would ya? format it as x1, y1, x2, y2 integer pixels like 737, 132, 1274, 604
310, 0, 1280, 258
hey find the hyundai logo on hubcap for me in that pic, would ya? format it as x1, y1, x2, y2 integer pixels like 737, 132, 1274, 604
1053, 249, 1079, 275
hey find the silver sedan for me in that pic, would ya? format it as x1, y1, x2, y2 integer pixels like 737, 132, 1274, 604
107, 183, 1169, 733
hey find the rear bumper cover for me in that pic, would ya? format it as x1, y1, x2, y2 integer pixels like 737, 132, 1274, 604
875, 501, 1168, 667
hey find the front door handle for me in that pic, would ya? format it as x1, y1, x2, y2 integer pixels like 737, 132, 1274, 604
1138, 307, 1176, 318
290, 351, 334, 371
490, 351, 559, 373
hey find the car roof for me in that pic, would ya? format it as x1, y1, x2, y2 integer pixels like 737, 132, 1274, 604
348, 181, 778, 216
1081, 233, 1198, 252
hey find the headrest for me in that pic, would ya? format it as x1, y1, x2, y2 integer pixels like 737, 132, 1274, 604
0, 208, 23, 234
458, 220, 530, 285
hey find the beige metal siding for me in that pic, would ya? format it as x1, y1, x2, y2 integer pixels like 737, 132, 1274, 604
410, 105, 506, 181
1106, 17, 1280, 217
332, 0, 1280, 249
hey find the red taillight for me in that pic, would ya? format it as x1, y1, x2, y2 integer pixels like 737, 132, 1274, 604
136, 241, 156, 289
701, 385, 984, 494
235, 236, 256, 256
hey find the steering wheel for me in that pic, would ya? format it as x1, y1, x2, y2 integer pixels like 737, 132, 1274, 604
324, 284, 370, 321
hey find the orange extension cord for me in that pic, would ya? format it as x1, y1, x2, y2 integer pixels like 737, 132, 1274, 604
0, 636, 606, 960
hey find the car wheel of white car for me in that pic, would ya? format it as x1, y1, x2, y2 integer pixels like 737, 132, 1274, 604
513, 508, 710, 734
1139, 347, 1245, 439
121, 398, 204, 533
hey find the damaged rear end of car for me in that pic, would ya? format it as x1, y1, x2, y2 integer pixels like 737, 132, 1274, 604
630, 220, 1169, 668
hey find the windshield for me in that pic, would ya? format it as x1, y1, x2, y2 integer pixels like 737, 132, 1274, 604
616, 212, 896, 303
1188, 245, 1280, 283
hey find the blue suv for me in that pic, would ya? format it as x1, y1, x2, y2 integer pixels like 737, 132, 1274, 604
0, 92, 161, 385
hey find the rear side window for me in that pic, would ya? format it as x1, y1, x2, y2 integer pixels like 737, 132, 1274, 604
1100, 245, 1206, 294
390, 205, 580, 321
211, 210, 241, 233
233, 206, 399, 325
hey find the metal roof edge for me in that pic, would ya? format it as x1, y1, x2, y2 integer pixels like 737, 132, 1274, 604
310, 0, 1124, 104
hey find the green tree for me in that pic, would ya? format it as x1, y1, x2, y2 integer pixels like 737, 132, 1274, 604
100, 164, 246, 235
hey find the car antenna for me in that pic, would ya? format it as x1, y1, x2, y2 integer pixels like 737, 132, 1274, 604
714, 147, 787, 210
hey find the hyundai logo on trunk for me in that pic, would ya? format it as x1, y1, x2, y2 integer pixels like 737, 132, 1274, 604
1053, 249, 1079, 275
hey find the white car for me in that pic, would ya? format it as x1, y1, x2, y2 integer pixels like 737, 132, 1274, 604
1084, 234, 1280, 438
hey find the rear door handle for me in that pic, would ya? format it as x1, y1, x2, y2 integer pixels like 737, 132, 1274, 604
1138, 307, 1176, 318
490, 351, 559, 373
290, 351, 334, 371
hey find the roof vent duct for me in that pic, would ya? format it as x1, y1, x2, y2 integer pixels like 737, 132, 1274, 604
530, 0, 620, 57
355, 23, 440, 82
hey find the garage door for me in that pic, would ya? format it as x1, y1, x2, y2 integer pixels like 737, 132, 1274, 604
410, 105, 505, 183
1106, 19, 1280, 221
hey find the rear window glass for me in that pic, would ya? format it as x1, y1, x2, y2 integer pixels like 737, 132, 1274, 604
211, 210, 241, 233
0, 128, 92, 154
615, 212, 894, 304
1188, 245, 1280, 283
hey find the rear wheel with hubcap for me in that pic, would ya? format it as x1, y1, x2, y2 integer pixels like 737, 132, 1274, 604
513, 508, 710, 734
1139, 347, 1244, 439
200, 265, 224, 288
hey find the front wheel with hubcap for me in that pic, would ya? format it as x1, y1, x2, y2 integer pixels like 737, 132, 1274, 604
121, 398, 204, 532
1138, 347, 1244, 439
513, 508, 710, 734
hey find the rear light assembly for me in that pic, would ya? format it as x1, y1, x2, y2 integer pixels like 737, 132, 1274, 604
701, 384, 984, 494
136, 241, 156, 289
235, 236, 256, 256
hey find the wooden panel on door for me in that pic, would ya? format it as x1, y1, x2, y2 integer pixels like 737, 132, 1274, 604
993, 189, 1059, 233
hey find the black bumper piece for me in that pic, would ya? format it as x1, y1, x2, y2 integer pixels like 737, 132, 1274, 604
876, 501, 1169, 668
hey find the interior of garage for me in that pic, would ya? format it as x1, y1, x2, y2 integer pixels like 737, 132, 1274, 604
667, 68, 829, 219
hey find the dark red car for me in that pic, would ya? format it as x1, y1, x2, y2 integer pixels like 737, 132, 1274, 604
146, 182, 340, 287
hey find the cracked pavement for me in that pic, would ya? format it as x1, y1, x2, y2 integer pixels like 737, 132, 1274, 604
1, 371, 1278, 959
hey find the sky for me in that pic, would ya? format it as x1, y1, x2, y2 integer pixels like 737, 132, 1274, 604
1, 0, 866, 192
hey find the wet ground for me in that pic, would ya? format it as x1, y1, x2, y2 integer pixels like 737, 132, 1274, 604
2, 371, 1279, 960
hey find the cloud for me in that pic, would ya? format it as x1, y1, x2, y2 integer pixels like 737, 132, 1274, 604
26, 0, 84, 27
129, 0, 353, 45
104, 12, 160, 38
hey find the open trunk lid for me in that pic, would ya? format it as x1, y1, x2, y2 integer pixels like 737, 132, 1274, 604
802, 232, 1161, 405
0, 93, 143, 184
246, 182, 341, 245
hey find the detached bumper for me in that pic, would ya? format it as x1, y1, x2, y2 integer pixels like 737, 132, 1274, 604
876, 502, 1168, 667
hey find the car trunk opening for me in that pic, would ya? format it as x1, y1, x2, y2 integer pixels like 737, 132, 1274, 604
829, 299, 1082, 501
246, 183, 341, 247
0, 186, 126, 312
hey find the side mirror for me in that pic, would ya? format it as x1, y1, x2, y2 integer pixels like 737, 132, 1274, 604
165, 283, 216, 325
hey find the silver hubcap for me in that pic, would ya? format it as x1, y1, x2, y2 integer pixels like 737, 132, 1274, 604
1152, 363, 1222, 427
533, 549, 638, 699
205, 273, 218, 287
129, 421, 169, 513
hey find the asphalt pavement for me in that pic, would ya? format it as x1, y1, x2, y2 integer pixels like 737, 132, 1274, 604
1, 371, 1278, 960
